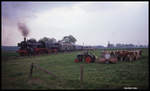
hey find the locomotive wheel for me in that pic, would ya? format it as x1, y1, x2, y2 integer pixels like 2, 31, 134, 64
85, 56, 91, 63
74, 58, 79, 63
45, 50, 48, 54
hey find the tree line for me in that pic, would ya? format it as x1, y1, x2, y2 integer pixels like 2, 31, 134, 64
27, 35, 77, 44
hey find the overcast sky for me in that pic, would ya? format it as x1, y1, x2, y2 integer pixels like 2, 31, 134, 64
2, 1, 149, 46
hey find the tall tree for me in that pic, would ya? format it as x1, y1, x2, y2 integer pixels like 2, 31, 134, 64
38, 37, 56, 43
61, 35, 77, 44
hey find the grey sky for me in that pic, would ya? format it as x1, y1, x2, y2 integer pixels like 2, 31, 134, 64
2, 1, 149, 46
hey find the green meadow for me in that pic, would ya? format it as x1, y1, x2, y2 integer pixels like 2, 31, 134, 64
1, 48, 149, 89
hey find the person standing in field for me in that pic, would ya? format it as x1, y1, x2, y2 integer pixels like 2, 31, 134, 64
104, 51, 111, 64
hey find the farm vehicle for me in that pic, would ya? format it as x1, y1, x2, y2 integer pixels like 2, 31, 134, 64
97, 51, 118, 64
74, 51, 96, 63
97, 50, 142, 64
74, 49, 142, 64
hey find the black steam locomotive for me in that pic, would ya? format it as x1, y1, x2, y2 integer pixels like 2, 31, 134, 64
17, 37, 83, 56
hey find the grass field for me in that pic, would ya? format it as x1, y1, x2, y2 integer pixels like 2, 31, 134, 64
1, 48, 149, 89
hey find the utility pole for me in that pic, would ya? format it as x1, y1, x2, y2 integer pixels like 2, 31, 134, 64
83, 42, 84, 50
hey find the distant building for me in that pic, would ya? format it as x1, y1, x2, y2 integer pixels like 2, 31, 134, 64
107, 41, 114, 48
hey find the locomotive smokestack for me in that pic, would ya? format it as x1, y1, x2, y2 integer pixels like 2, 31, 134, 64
24, 37, 26, 42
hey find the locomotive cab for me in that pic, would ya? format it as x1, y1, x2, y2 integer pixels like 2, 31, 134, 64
17, 38, 28, 56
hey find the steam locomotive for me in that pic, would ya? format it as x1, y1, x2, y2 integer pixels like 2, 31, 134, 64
17, 37, 84, 56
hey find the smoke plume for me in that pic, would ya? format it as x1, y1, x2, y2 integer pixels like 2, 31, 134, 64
18, 22, 29, 37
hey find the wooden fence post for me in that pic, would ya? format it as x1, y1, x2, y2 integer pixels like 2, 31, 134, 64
29, 63, 33, 78
80, 64, 84, 88
29, 63, 57, 79
33, 64, 57, 78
